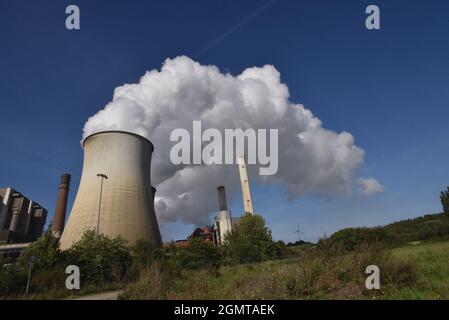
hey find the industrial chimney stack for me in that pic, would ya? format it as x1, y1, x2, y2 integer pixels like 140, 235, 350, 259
217, 186, 228, 211
51, 173, 71, 238
215, 186, 232, 244
238, 156, 254, 214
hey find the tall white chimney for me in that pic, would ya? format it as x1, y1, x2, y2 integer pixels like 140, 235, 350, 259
238, 156, 254, 214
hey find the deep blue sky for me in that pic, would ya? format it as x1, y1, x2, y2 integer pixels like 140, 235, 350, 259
1, 0, 448, 242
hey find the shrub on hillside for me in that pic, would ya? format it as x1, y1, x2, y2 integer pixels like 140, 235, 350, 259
328, 227, 393, 251
224, 213, 285, 264
118, 261, 169, 300
172, 237, 222, 270
0, 261, 27, 297
28, 268, 68, 294
15, 231, 69, 295
129, 239, 164, 278
18, 231, 64, 273
119, 244, 418, 300
66, 230, 132, 285
289, 244, 417, 299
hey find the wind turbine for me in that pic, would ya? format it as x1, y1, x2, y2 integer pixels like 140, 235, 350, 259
294, 224, 305, 242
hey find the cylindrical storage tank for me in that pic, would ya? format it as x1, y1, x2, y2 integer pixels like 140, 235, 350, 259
59, 131, 162, 250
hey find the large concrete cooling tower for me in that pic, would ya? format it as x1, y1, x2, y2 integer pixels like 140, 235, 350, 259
59, 131, 162, 250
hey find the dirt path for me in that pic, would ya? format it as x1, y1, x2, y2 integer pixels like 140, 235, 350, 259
74, 290, 122, 300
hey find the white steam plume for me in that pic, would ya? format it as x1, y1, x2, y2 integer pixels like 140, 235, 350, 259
83, 56, 365, 226
358, 178, 384, 195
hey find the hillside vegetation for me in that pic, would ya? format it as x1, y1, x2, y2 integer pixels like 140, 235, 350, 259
391, 240, 449, 299
120, 239, 449, 300
120, 244, 417, 300
120, 210, 449, 300
2, 209, 449, 300
328, 213, 449, 250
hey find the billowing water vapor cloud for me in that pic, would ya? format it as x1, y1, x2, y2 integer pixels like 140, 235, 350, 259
83, 56, 365, 226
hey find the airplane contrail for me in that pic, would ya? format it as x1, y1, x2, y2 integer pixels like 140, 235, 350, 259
197, 0, 279, 56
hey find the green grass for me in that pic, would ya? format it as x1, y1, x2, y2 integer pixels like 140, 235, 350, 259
120, 239, 449, 300
120, 245, 417, 300
170, 259, 302, 299
389, 240, 449, 299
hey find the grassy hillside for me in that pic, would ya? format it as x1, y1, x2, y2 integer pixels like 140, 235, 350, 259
390, 240, 449, 299
329, 213, 449, 250
120, 239, 449, 300
4, 213, 448, 300
385, 213, 449, 242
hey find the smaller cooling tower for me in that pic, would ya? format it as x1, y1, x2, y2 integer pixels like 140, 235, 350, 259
59, 131, 162, 250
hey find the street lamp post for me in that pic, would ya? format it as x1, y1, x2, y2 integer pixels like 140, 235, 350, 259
25, 255, 35, 295
96, 173, 108, 236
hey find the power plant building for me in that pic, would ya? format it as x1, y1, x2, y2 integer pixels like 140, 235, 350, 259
166, 157, 258, 247
60, 131, 162, 250
213, 157, 256, 244
0, 188, 47, 244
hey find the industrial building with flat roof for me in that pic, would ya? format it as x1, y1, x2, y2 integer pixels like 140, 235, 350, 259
0, 187, 47, 245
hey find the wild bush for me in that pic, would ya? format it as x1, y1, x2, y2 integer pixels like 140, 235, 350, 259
0, 262, 27, 297
119, 261, 169, 300
17, 231, 63, 273
171, 237, 222, 270
66, 230, 132, 285
129, 239, 164, 279
224, 213, 285, 264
